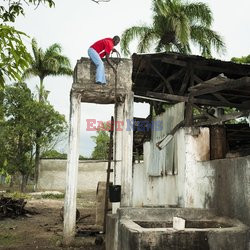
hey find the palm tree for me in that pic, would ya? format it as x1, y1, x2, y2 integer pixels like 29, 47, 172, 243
23, 38, 73, 189
121, 0, 225, 57
23, 38, 73, 101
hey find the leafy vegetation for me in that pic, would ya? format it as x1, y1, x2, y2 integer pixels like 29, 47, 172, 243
0, 0, 55, 87
23, 38, 73, 101
41, 193, 64, 199
231, 55, 250, 64
0, 0, 55, 22
22, 39, 72, 188
0, 82, 67, 191
42, 150, 67, 159
0, 25, 31, 87
121, 0, 225, 57
91, 129, 110, 160
41, 149, 89, 160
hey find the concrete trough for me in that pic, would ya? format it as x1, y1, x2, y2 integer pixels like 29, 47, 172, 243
106, 208, 249, 250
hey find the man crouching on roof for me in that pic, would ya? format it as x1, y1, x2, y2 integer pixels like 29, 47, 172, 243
88, 36, 120, 85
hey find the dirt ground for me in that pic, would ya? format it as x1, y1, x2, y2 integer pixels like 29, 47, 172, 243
0, 192, 106, 250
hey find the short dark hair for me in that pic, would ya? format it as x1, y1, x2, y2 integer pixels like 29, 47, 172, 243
113, 36, 120, 44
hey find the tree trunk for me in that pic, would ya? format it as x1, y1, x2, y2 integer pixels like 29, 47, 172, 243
39, 78, 44, 102
34, 77, 43, 190
0, 87, 4, 121
20, 174, 29, 193
34, 134, 41, 191
9, 175, 14, 188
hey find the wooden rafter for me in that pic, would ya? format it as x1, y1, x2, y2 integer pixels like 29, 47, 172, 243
147, 91, 250, 109
189, 77, 250, 97
161, 56, 250, 76
153, 68, 185, 92
194, 110, 250, 126
150, 63, 174, 94
212, 93, 231, 104
192, 103, 217, 122
179, 69, 190, 95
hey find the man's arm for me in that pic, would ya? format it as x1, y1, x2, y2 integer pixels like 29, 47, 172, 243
112, 48, 120, 57
106, 53, 117, 73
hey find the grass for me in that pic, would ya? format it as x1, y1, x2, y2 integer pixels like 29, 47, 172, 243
41, 193, 65, 199
3, 191, 31, 200
0, 233, 20, 246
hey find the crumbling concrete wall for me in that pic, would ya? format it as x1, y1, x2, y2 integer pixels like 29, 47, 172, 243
38, 159, 113, 192
72, 58, 133, 104
106, 207, 249, 250
211, 156, 250, 226
133, 123, 250, 227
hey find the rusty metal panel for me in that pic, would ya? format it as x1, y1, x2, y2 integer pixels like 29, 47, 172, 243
147, 102, 185, 176
210, 125, 227, 160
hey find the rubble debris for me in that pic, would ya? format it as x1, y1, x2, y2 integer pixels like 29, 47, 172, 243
0, 196, 31, 218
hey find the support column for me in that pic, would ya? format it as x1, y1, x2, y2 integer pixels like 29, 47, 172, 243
121, 92, 134, 207
63, 91, 81, 245
112, 102, 124, 213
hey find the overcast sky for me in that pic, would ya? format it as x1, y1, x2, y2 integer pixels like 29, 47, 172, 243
14, 0, 250, 156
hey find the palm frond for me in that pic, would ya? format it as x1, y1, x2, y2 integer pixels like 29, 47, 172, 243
182, 2, 212, 26
45, 43, 62, 57
122, 0, 225, 57
190, 25, 226, 57
22, 68, 38, 80
121, 25, 156, 56
31, 38, 41, 63
22, 39, 72, 99
50, 67, 73, 76
137, 29, 157, 53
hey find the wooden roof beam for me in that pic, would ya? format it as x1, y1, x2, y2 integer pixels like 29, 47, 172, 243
189, 77, 250, 97
147, 91, 250, 109
161, 57, 250, 75
150, 63, 174, 94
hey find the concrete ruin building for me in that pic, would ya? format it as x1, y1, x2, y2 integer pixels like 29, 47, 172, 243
64, 53, 250, 249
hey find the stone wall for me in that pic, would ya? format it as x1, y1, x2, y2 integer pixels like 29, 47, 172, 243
38, 159, 113, 192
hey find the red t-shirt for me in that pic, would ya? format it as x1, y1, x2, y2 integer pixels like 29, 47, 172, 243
90, 38, 114, 58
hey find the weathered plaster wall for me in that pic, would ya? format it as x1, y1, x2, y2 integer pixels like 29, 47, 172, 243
132, 125, 250, 226
72, 58, 133, 104
132, 103, 186, 207
209, 156, 250, 226
132, 127, 210, 208
38, 159, 113, 192
183, 130, 250, 225
184, 127, 214, 208
73, 58, 132, 90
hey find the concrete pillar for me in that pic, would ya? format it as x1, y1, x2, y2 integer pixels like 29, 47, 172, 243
63, 91, 81, 245
121, 92, 134, 207
112, 102, 124, 213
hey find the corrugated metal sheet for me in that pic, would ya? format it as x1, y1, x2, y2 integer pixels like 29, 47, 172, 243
147, 102, 185, 176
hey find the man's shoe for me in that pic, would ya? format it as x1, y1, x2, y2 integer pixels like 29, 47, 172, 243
95, 81, 102, 85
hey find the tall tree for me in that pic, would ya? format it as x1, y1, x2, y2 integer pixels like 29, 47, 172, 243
91, 130, 110, 160
0, 82, 66, 191
23, 38, 73, 101
121, 0, 225, 57
22, 39, 72, 188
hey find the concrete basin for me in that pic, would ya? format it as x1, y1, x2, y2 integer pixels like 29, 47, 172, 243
106, 208, 249, 250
